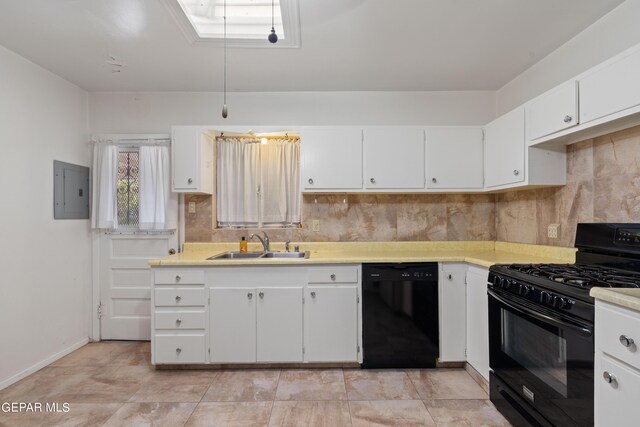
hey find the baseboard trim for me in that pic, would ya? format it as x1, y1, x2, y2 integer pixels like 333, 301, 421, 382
465, 362, 489, 394
0, 337, 89, 391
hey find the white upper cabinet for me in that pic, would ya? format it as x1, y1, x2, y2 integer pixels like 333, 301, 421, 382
363, 127, 425, 189
580, 48, 640, 125
426, 127, 483, 189
483, 107, 526, 189
300, 127, 363, 191
172, 126, 214, 194
527, 80, 578, 141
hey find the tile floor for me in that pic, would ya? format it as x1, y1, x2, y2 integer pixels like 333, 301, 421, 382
0, 342, 511, 426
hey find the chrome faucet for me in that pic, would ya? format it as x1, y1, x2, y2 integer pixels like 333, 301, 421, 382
250, 232, 270, 253
285, 239, 291, 252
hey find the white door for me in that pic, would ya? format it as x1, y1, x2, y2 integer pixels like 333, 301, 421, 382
305, 286, 358, 362
300, 127, 363, 191
438, 265, 467, 362
484, 107, 525, 188
426, 127, 483, 189
99, 233, 177, 340
172, 126, 200, 191
466, 267, 490, 380
363, 127, 425, 189
256, 287, 303, 362
527, 80, 578, 140
210, 287, 257, 363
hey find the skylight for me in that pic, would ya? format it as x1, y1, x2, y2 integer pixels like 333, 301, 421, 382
163, 0, 300, 48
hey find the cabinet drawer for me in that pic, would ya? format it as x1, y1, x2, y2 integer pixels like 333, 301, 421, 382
596, 303, 640, 368
155, 311, 206, 330
154, 334, 206, 364
155, 288, 205, 307
596, 354, 640, 427
155, 270, 204, 285
308, 267, 358, 284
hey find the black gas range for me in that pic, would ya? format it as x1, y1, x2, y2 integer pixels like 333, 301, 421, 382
488, 223, 640, 427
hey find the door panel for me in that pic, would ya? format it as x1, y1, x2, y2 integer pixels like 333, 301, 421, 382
426, 127, 483, 189
527, 80, 578, 140
210, 288, 256, 363
256, 287, 303, 362
484, 107, 525, 188
466, 269, 490, 380
172, 127, 199, 190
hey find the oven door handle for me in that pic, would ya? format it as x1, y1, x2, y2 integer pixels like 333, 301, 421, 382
488, 289, 593, 337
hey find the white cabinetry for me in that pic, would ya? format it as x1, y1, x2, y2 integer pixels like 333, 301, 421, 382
484, 107, 525, 189
439, 263, 467, 362
363, 127, 425, 190
580, 48, 640, 125
300, 127, 363, 191
595, 301, 640, 427
257, 287, 303, 362
426, 127, 483, 190
527, 80, 578, 141
465, 266, 490, 380
171, 126, 214, 194
209, 287, 256, 363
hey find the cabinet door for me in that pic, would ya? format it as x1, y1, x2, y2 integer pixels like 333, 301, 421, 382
466, 268, 490, 380
484, 107, 525, 188
439, 265, 467, 362
172, 126, 200, 191
363, 127, 425, 189
596, 355, 640, 427
300, 128, 363, 190
256, 287, 303, 362
527, 80, 578, 141
580, 48, 640, 125
210, 288, 256, 363
305, 286, 358, 362
426, 128, 483, 189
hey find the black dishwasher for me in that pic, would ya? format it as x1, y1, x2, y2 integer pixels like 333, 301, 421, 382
362, 263, 439, 369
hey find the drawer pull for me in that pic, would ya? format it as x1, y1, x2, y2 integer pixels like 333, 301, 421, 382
447, 274, 452, 280
330, 274, 336, 281
175, 275, 181, 282
247, 292, 253, 300
176, 347, 182, 354
310, 291, 316, 298
619, 335, 635, 348
175, 295, 182, 302
176, 318, 182, 325
603, 371, 616, 385
259, 292, 264, 299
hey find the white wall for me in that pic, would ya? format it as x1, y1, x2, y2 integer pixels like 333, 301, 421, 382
496, 0, 640, 115
88, 91, 496, 134
0, 45, 90, 389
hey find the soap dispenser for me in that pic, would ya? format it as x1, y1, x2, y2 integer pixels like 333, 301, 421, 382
239, 236, 248, 253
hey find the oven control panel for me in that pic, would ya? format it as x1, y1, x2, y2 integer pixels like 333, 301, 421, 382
614, 227, 640, 246
489, 273, 576, 311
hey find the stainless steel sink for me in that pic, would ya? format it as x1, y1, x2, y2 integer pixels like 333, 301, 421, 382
207, 251, 264, 260
207, 251, 310, 260
261, 251, 310, 259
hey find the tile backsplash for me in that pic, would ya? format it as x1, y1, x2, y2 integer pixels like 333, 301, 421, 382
185, 125, 640, 247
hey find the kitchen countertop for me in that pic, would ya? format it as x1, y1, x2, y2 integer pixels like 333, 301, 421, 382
149, 241, 576, 269
590, 288, 640, 312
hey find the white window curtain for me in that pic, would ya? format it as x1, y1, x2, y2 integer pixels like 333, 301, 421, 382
217, 137, 301, 227
91, 143, 118, 229
139, 145, 178, 230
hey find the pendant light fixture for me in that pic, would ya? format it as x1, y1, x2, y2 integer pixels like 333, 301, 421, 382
268, 0, 278, 44
221, 0, 228, 119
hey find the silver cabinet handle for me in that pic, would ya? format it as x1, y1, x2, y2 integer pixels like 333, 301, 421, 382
310, 291, 316, 298
187, 178, 193, 184
563, 115, 573, 123
176, 347, 182, 354
247, 292, 253, 299
175, 275, 181, 282
432, 178, 437, 183
603, 371, 616, 384
447, 274, 452, 280
513, 170, 520, 176
176, 318, 182, 325
259, 292, 264, 299
169, 248, 176, 255
308, 178, 314, 185
175, 295, 182, 302
330, 274, 336, 281
370, 178, 376, 184
620, 335, 635, 348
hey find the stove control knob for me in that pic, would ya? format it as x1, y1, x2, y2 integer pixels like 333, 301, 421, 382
545, 293, 555, 304
498, 277, 506, 288
503, 280, 512, 290
540, 291, 550, 304
555, 297, 568, 309
523, 286, 533, 296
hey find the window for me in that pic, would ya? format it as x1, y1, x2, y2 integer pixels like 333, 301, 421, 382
116, 150, 140, 228
216, 137, 300, 228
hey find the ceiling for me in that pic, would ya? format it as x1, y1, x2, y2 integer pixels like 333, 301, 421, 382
0, 0, 625, 92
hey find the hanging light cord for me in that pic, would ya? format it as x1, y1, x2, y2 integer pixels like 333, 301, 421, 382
271, 0, 274, 29
223, 0, 227, 109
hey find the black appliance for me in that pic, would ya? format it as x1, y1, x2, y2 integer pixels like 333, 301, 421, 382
488, 223, 640, 427
362, 263, 439, 368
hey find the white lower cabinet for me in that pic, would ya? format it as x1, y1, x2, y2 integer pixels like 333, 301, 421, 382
257, 288, 303, 362
305, 286, 359, 362
465, 266, 490, 380
595, 300, 640, 427
155, 334, 206, 364
439, 263, 467, 362
209, 287, 256, 363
